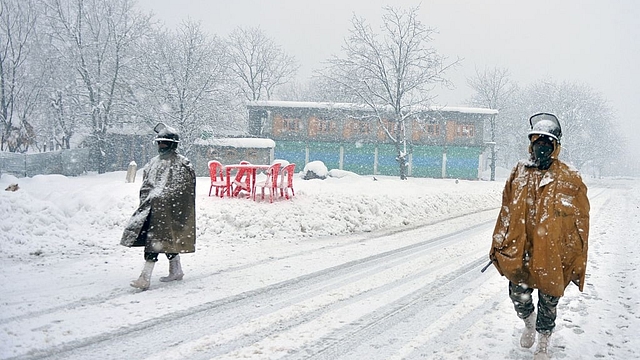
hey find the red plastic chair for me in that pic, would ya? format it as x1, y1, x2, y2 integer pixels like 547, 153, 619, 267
253, 163, 281, 203
208, 160, 226, 197
278, 163, 296, 199
232, 161, 252, 197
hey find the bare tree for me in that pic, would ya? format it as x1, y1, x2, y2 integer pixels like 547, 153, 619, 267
38, 24, 80, 151
467, 66, 517, 180
227, 26, 298, 101
43, 0, 151, 172
133, 20, 233, 155
0, 0, 42, 152
277, 77, 362, 103
321, 6, 459, 179
45, 69, 80, 150
274, 80, 309, 102
507, 79, 621, 175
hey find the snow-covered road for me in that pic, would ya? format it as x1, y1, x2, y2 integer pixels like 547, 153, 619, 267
3, 209, 497, 359
1, 174, 638, 359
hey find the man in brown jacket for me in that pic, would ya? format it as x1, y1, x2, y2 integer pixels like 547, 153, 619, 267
121, 123, 197, 291
489, 113, 590, 360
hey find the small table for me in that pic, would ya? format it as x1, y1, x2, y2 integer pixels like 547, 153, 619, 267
223, 164, 270, 197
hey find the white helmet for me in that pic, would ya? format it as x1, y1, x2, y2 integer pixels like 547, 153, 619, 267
153, 123, 180, 143
528, 113, 562, 143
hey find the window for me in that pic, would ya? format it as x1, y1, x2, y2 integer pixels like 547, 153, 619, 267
246, 150, 259, 162
456, 124, 475, 137
316, 119, 336, 133
427, 123, 440, 136
412, 119, 440, 142
377, 119, 396, 140
284, 118, 301, 131
352, 120, 371, 134
207, 148, 219, 157
274, 116, 302, 137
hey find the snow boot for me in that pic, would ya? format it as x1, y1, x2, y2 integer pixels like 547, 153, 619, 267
160, 255, 184, 282
130, 261, 155, 290
533, 333, 551, 360
520, 311, 537, 348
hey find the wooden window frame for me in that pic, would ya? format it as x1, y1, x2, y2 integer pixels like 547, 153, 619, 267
455, 124, 475, 138
316, 119, 336, 133
284, 118, 301, 131
427, 123, 440, 136
352, 120, 371, 134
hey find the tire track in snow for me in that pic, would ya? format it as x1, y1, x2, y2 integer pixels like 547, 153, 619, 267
0, 208, 498, 327
6, 189, 616, 358
281, 256, 495, 360
8, 213, 495, 360
277, 185, 612, 359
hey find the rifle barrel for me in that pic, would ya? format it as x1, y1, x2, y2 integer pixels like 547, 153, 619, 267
480, 260, 493, 273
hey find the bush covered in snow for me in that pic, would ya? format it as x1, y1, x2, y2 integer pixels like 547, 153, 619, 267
302, 161, 328, 180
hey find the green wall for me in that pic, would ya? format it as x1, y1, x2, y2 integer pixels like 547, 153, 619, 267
342, 143, 376, 174
308, 141, 340, 171
446, 146, 481, 179
274, 141, 306, 167
273, 141, 480, 179
411, 146, 444, 178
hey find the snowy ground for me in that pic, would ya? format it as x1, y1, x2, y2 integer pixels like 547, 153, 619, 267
0, 169, 638, 359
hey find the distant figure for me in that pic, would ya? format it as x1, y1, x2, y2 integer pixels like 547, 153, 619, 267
121, 123, 196, 291
488, 113, 590, 360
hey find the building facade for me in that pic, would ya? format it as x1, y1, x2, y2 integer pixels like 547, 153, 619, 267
247, 101, 498, 179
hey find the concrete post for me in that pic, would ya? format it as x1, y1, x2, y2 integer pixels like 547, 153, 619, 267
125, 161, 137, 183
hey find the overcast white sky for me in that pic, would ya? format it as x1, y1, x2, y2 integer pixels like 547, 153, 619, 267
136, 0, 640, 155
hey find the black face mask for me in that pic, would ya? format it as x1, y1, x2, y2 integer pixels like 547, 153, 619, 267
532, 140, 554, 170
157, 141, 176, 155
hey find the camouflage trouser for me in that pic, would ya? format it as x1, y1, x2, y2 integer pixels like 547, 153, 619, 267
509, 282, 560, 335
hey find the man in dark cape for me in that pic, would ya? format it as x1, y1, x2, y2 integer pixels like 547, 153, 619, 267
121, 123, 196, 290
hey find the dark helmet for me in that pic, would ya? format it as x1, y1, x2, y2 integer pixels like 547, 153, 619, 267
153, 123, 180, 143
528, 113, 562, 143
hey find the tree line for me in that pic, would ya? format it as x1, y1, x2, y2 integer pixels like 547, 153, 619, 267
1, 1, 624, 177
0, 0, 298, 172
467, 67, 623, 178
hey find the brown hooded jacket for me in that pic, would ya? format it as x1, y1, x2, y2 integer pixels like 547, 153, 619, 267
489, 158, 589, 297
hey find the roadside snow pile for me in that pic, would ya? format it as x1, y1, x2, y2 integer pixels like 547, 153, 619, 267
0, 171, 503, 262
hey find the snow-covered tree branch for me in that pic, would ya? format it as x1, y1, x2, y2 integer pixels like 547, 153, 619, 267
320, 5, 459, 179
